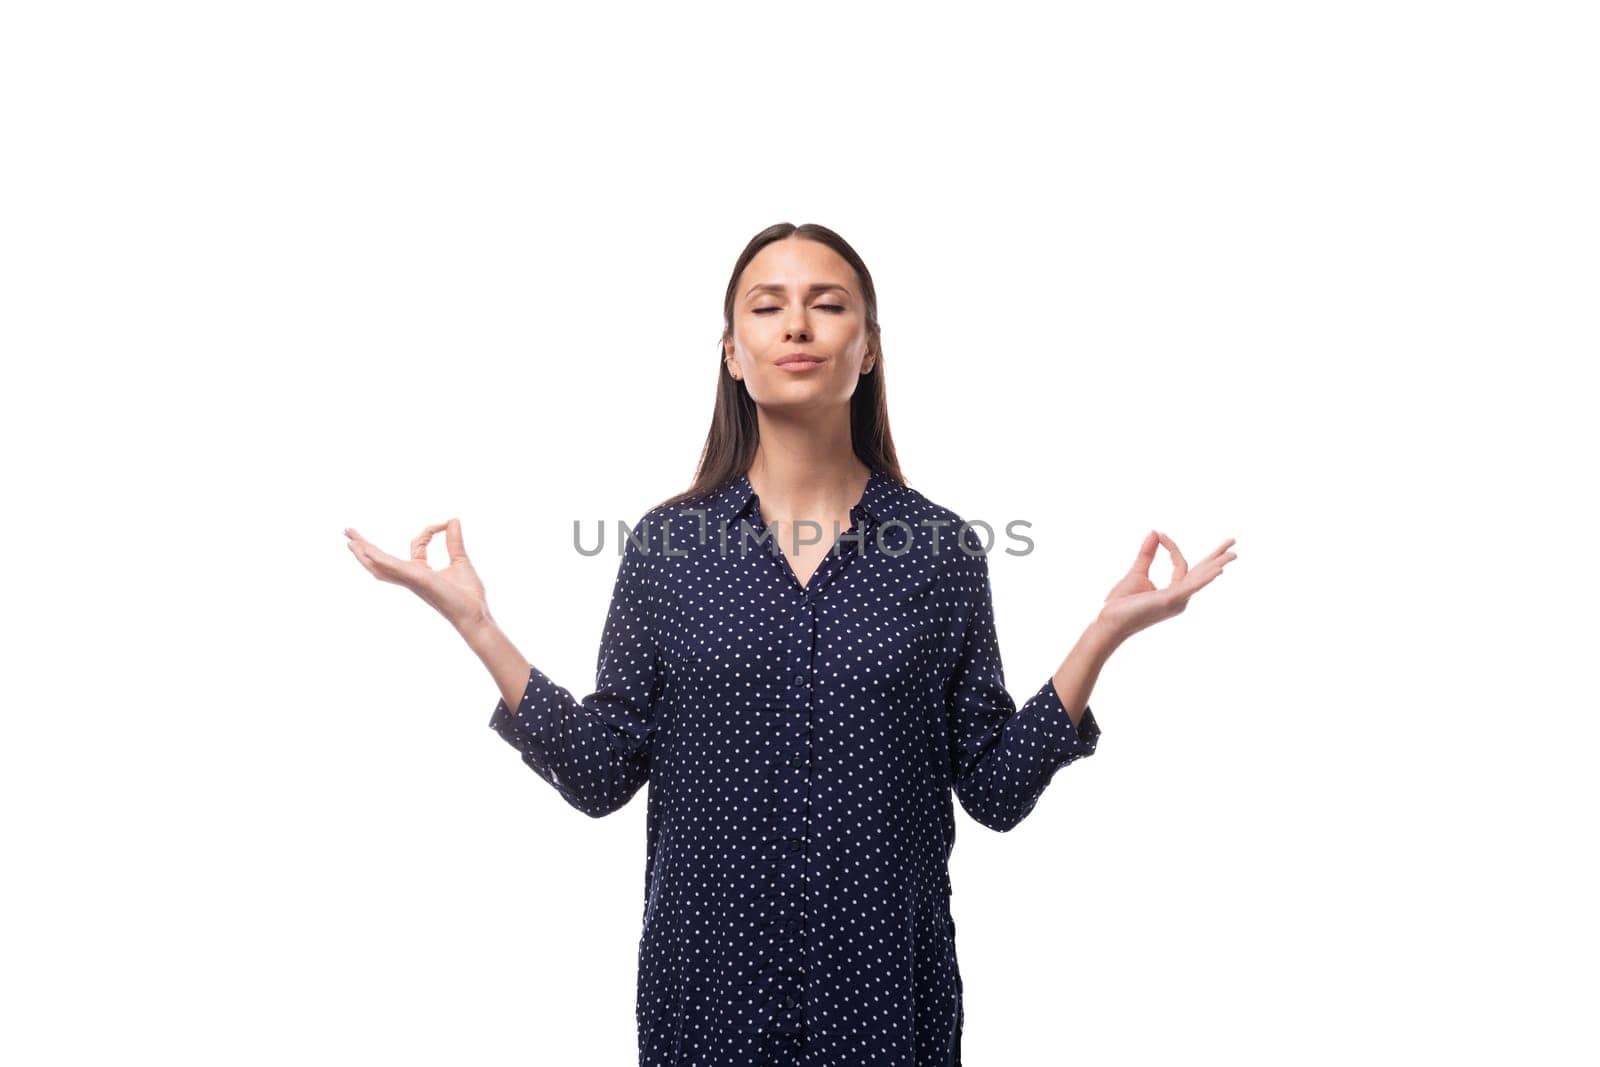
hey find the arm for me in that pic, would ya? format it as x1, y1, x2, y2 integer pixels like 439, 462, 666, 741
474, 514, 662, 818
1049, 618, 1123, 731
946, 534, 1107, 833
458, 615, 535, 718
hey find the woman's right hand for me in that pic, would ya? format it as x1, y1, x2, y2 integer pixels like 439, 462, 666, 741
344, 518, 490, 632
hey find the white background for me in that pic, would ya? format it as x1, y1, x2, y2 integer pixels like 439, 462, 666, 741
4, 2, 1595, 1064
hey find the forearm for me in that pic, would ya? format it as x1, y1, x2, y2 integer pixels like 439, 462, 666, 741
457, 611, 534, 715
1050, 617, 1124, 730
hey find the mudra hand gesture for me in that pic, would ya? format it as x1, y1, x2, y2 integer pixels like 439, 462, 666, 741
1097, 531, 1237, 642
344, 519, 490, 632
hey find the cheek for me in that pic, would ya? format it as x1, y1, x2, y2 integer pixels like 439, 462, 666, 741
834, 324, 869, 361
740, 319, 777, 346
818, 315, 859, 342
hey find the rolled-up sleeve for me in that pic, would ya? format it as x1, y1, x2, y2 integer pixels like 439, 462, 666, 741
489, 514, 661, 818
944, 533, 1100, 833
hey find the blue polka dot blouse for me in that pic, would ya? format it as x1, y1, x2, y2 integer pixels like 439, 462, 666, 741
489, 466, 1101, 1066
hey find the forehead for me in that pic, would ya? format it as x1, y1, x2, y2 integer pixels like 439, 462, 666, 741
741, 238, 856, 294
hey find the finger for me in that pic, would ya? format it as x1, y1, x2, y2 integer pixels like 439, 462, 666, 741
445, 517, 467, 562
1201, 538, 1238, 563
1130, 530, 1160, 575
1156, 531, 1189, 584
1178, 559, 1231, 596
347, 540, 382, 579
360, 539, 412, 576
346, 528, 393, 563
411, 522, 449, 563
1178, 567, 1225, 597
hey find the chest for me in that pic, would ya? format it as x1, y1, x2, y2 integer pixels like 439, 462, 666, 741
652, 531, 955, 708
763, 511, 856, 590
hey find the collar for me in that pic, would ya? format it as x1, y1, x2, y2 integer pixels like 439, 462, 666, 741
698, 466, 909, 532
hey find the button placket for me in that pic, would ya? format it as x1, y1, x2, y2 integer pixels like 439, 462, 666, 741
769, 600, 816, 1038
784, 602, 813, 771
752, 502, 881, 1045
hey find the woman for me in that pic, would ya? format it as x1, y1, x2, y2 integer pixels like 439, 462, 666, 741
345, 222, 1237, 1066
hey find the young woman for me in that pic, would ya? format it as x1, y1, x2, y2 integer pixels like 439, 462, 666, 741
345, 222, 1237, 1066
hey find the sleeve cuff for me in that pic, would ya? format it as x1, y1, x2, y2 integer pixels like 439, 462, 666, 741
488, 666, 541, 741
1020, 676, 1101, 764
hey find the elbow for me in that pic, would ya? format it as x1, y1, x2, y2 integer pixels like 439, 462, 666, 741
516, 756, 629, 818
505, 730, 649, 818
554, 774, 640, 820
575, 795, 629, 819
558, 762, 649, 819
954, 784, 1035, 834
551, 782, 629, 819
978, 804, 1035, 834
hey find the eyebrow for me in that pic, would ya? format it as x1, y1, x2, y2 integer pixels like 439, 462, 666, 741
744, 282, 853, 299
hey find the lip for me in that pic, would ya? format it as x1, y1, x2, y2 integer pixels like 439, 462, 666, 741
776, 353, 827, 370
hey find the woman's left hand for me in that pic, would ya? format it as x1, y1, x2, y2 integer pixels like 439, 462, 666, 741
1096, 531, 1237, 642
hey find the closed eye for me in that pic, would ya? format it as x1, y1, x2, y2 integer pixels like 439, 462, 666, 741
752, 305, 846, 315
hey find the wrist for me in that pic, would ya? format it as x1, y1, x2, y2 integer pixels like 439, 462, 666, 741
454, 607, 498, 645
1085, 614, 1127, 655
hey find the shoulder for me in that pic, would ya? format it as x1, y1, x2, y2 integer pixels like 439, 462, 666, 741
617, 498, 717, 563
891, 480, 991, 564
621, 504, 673, 555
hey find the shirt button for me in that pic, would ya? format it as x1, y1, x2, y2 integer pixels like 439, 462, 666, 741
782, 993, 797, 1009
791, 672, 806, 687
786, 838, 803, 852
788, 754, 806, 769
785, 919, 802, 935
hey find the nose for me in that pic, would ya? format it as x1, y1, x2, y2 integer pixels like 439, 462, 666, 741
783, 307, 812, 344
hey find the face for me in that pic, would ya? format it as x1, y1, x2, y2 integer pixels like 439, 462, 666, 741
723, 238, 875, 409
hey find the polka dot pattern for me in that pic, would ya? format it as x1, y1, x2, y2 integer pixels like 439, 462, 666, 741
490, 466, 1101, 1065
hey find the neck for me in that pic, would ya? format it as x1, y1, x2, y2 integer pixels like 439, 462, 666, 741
747, 406, 869, 520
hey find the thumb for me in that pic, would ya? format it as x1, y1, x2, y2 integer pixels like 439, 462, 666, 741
1129, 530, 1159, 576
446, 517, 468, 562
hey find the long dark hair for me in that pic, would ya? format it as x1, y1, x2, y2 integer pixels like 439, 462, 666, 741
655, 222, 906, 511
